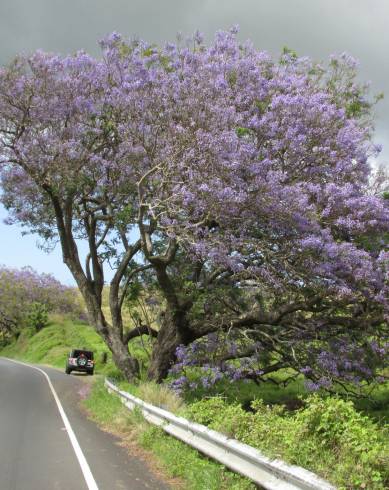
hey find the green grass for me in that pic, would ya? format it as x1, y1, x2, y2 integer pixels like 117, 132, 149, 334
182, 372, 307, 407
0, 314, 121, 377
181, 395, 389, 490
90, 376, 389, 490
0, 318, 255, 489
84, 379, 255, 490
353, 381, 389, 426
2, 316, 389, 489
177, 369, 389, 426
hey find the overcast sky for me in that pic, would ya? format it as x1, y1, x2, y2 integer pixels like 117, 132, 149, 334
0, 0, 388, 284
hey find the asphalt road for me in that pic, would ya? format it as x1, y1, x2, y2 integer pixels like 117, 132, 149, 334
0, 357, 169, 490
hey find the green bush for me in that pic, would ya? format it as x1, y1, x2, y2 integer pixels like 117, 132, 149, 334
294, 396, 389, 489
182, 395, 389, 490
26, 302, 48, 331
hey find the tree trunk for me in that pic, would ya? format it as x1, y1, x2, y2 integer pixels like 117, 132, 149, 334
111, 345, 139, 380
49, 195, 140, 383
82, 289, 140, 381
103, 325, 139, 381
147, 307, 190, 382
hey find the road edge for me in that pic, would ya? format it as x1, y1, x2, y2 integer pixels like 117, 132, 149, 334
2, 357, 99, 490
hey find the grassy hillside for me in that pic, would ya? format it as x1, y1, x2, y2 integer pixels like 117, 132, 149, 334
0, 314, 121, 377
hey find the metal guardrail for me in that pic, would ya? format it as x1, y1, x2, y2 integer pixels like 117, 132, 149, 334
105, 378, 335, 490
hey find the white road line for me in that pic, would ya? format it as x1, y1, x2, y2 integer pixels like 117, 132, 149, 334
3, 358, 99, 490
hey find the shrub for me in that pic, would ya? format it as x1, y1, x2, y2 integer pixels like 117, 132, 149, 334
182, 395, 389, 489
26, 302, 48, 331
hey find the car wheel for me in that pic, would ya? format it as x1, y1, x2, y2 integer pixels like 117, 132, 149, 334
87, 369, 94, 375
65, 367, 71, 375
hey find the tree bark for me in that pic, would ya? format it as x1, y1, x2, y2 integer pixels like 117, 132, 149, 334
109, 334, 139, 380
147, 306, 190, 382
84, 295, 140, 381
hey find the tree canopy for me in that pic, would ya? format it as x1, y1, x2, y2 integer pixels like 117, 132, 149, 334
0, 29, 388, 387
0, 266, 82, 342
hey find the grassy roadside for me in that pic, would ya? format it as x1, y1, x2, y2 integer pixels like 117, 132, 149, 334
110, 377, 389, 490
2, 317, 388, 489
0, 318, 255, 490
83, 379, 255, 490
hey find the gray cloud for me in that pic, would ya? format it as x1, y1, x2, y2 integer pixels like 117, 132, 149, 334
0, 0, 388, 160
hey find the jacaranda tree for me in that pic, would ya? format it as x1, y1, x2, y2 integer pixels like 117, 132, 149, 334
0, 29, 388, 384
0, 266, 82, 342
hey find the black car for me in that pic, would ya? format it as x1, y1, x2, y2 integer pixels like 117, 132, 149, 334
65, 349, 94, 375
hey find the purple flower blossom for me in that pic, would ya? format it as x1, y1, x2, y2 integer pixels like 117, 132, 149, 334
0, 29, 387, 388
